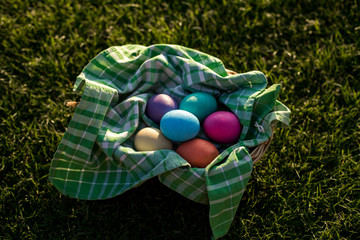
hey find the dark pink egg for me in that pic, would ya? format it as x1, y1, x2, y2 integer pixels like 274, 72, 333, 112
146, 94, 178, 124
203, 111, 242, 144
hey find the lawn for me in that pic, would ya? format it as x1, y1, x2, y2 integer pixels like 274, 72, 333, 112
1, 0, 359, 239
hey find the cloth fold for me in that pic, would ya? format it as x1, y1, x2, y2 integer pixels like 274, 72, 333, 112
49, 44, 290, 239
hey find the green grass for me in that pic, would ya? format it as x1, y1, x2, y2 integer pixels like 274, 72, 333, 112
1, 0, 359, 239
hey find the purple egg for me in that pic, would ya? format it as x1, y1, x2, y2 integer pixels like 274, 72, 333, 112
146, 94, 178, 124
203, 111, 242, 144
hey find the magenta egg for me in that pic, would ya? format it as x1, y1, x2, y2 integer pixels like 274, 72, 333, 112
203, 111, 242, 144
145, 94, 178, 124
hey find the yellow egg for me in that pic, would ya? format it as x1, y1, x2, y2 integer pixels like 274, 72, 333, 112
134, 127, 173, 151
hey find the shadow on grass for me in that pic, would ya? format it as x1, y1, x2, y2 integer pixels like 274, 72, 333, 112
41, 178, 212, 240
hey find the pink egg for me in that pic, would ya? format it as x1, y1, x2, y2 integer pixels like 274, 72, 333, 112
203, 111, 242, 144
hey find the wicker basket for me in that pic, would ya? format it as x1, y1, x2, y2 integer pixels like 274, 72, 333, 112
52, 44, 291, 240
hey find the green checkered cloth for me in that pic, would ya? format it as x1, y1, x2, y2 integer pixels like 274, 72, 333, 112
49, 44, 290, 239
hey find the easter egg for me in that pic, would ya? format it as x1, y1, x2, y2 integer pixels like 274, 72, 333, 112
160, 110, 200, 142
134, 127, 173, 151
176, 139, 219, 168
179, 92, 217, 122
203, 111, 242, 144
146, 94, 178, 124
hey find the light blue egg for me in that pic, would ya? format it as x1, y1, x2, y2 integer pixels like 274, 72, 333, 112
160, 110, 200, 142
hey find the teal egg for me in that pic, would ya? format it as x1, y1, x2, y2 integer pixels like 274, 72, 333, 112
179, 92, 217, 121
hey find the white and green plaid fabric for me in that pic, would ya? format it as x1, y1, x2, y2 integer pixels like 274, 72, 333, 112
49, 44, 290, 239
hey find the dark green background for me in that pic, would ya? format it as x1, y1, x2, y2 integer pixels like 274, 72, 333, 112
1, 0, 359, 239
